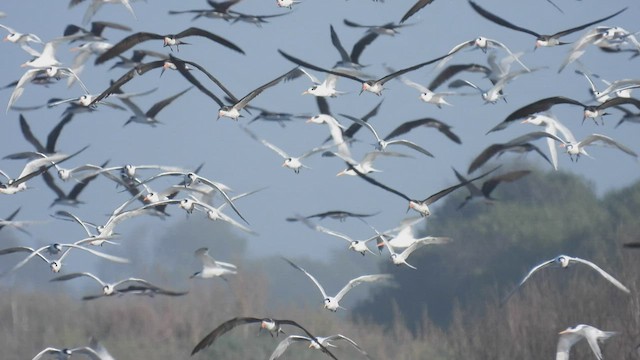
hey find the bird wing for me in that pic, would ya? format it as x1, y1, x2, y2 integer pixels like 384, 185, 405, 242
578, 134, 637, 158
488, 96, 585, 133
335, 274, 392, 302
7, 68, 41, 112
553, 7, 627, 38
422, 166, 498, 205
168, 56, 225, 108
269, 336, 311, 360
31, 347, 62, 360
234, 68, 301, 111
195, 247, 218, 268
386, 140, 434, 157
45, 113, 75, 153
175, 27, 244, 54
193, 175, 248, 224
169, 54, 239, 104
50, 271, 105, 286
349, 163, 412, 202
283, 258, 328, 299
191, 317, 263, 355
400, 0, 437, 24
90, 60, 167, 105
378, 53, 449, 85
428, 63, 490, 90
502, 258, 556, 304
481, 170, 531, 197
61, 243, 130, 264
146, 87, 191, 118
339, 113, 382, 142
327, 334, 370, 357
329, 25, 351, 63
95, 32, 163, 64
469, 1, 539, 37
556, 333, 583, 360
570, 256, 630, 293
18, 114, 46, 153
279, 49, 364, 83
350, 32, 379, 65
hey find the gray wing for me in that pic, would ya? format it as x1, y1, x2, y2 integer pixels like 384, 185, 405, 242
269, 335, 311, 360
502, 258, 556, 304
570, 256, 630, 293
335, 274, 392, 302
326, 334, 370, 357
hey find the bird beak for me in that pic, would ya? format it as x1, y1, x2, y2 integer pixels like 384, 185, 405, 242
558, 329, 569, 335
305, 117, 313, 123
301, 90, 308, 95
70, 47, 79, 52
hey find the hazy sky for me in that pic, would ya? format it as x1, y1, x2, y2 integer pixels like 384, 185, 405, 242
0, 0, 637, 266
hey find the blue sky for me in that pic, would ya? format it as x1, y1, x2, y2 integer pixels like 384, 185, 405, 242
0, 0, 637, 265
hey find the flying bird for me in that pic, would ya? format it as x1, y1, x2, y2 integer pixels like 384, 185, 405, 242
556, 324, 617, 360
269, 334, 370, 360
502, 254, 630, 304
452, 168, 531, 209
190, 247, 237, 280
95, 27, 244, 65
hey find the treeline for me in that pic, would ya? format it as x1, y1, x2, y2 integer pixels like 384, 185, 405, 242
2, 169, 640, 359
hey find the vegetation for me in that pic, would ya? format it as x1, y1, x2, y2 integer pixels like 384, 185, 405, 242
1, 169, 639, 359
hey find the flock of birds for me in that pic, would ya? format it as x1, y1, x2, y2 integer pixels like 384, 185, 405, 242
0, 0, 638, 359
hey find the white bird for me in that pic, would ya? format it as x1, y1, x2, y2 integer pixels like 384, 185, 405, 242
437, 36, 530, 71
448, 68, 534, 104
307, 114, 350, 156
339, 113, 434, 157
67, 41, 112, 87
190, 247, 237, 280
575, 70, 640, 103
0, 240, 129, 274
284, 258, 392, 311
396, 74, 456, 108
299, 69, 345, 97
503, 254, 630, 304
558, 133, 637, 162
8, 66, 89, 111
521, 113, 576, 170
21, 38, 66, 68
241, 126, 333, 173
333, 150, 412, 176
31, 346, 102, 360
295, 215, 379, 256
556, 324, 617, 360
50, 271, 169, 297
71, 0, 138, 25
276, 0, 300, 9
0, 23, 43, 56
377, 232, 451, 269
269, 334, 370, 360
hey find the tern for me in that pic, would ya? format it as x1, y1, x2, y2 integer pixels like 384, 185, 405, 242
191, 317, 335, 357
190, 247, 237, 280
0, 241, 129, 274
42, 159, 109, 207
228, 10, 291, 27
276, 0, 300, 9
294, 215, 379, 256
121, 87, 191, 126
348, 164, 498, 216
70, 0, 138, 25
280, 49, 448, 95
0, 147, 87, 195
8, 66, 89, 111
437, 36, 530, 72
556, 324, 617, 360
377, 232, 451, 269
0, 207, 40, 235
343, 19, 410, 37
329, 24, 378, 71
307, 114, 350, 156
399, 0, 436, 24
95, 27, 244, 65
0, 23, 43, 56
452, 168, 531, 209
63, 21, 131, 42
521, 114, 575, 170
487, 96, 586, 133
21, 38, 66, 68
396, 73, 456, 108
270, 334, 370, 360
299, 70, 345, 97
558, 133, 637, 162
448, 68, 535, 104
467, 131, 562, 174
217, 68, 302, 120
384, 117, 461, 144
168, 0, 240, 21
67, 41, 113, 86
575, 70, 640, 103
286, 210, 379, 223
284, 258, 392, 311
50, 271, 176, 298
31, 346, 102, 360
339, 113, 434, 157
502, 254, 630, 304
331, 150, 413, 176
242, 126, 333, 173
322, 99, 383, 145
469, 2, 627, 49
52, 210, 111, 244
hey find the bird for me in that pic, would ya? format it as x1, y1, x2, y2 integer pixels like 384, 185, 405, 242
31, 346, 102, 360
447, 67, 535, 104
347, 164, 498, 216
469, 2, 627, 49
377, 231, 451, 269
328, 24, 379, 71
437, 36, 530, 72
399, 0, 437, 24
339, 113, 434, 157
0, 147, 88, 195
120, 87, 191, 126
191, 317, 336, 358
298, 69, 345, 98
452, 168, 531, 209
70, 0, 138, 25
502, 254, 630, 304
0, 23, 43, 56
269, 334, 370, 360
383, 117, 461, 144
558, 133, 638, 162
20, 38, 66, 68
486, 96, 585, 134
63, 21, 131, 42
0, 207, 40, 235
575, 70, 640, 103
241, 126, 334, 173
94, 27, 244, 65
216, 67, 302, 120
168, 0, 241, 21
283, 258, 392, 311
50, 272, 179, 298
8, 66, 89, 111
395, 73, 457, 108
520, 113, 575, 170
279, 49, 448, 95
286, 210, 379, 223
0, 240, 129, 275
556, 324, 617, 360
467, 131, 563, 174
190, 247, 237, 280
41, 159, 109, 207
294, 215, 380, 256
343, 19, 409, 36
331, 150, 413, 177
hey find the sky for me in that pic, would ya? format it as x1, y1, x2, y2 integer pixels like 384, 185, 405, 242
0, 0, 638, 269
